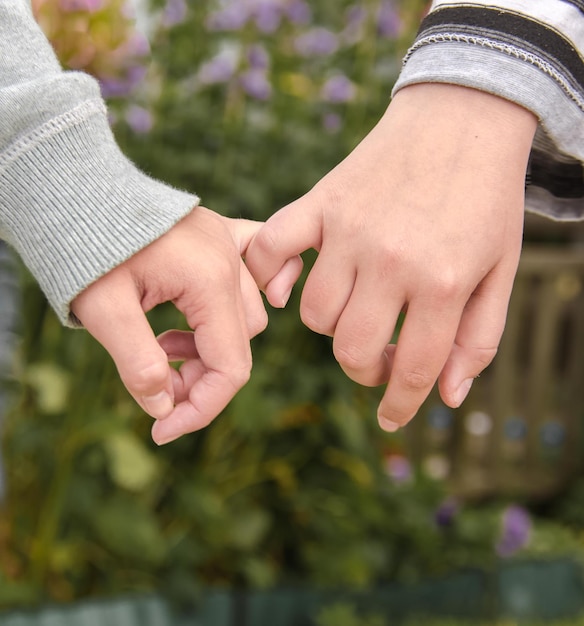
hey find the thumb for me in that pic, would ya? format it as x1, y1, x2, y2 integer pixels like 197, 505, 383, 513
245, 196, 322, 307
71, 269, 175, 420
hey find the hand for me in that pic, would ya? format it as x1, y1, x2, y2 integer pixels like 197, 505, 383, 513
72, 206, 272, 445
246, 84, 537, 432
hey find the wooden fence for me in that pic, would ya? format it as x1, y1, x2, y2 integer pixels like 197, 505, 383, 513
406, 245, 584, 501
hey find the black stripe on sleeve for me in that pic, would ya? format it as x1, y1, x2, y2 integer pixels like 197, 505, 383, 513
528, 151, 584, 200
417, 6, 584, 92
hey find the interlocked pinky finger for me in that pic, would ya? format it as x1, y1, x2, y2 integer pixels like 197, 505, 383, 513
158, 329, 200, 362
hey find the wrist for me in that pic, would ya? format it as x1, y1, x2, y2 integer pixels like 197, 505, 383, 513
384, 83, 537, 177
388, 83, 537, 161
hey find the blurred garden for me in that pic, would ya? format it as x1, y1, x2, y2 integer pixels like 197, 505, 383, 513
2, 0, 584, 624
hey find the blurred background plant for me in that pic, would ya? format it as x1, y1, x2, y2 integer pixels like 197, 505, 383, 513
1, 0, 584, 619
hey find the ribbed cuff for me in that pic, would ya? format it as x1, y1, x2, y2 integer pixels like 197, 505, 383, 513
0, 99, 199, 326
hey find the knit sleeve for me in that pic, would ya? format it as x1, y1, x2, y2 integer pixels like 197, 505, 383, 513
392, 0, 584, 221
0, 0, 199, 326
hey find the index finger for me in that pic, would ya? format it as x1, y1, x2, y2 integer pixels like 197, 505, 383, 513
151, 268, 252, 444
246, 197, 322, 294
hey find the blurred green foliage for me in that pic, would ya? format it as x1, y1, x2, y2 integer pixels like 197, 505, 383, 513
1, 0, 584, 614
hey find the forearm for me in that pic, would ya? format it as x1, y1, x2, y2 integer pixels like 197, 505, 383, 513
393, 0, 584, 221
0, 1, 198, 326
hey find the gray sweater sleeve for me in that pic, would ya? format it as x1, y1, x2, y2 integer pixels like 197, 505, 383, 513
0, 0, 199, 326
392, 0, 584, 221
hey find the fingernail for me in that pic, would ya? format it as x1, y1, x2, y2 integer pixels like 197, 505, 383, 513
142, 391, 173, 419
378, 415, 400, 432
153, 433, 180, 446
454, 378, 474, 407
280, 287, 293, 308
152, 420, 183, 446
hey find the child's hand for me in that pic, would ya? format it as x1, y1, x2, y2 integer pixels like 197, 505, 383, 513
246, 84, 537, 432
71, 207, 294, 445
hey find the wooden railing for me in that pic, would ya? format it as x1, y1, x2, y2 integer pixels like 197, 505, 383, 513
406, 246, 584, 501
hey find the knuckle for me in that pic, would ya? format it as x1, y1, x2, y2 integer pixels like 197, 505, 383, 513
229, 363, 252, 390
373, 244, 403, 278
250, 309, 269, 337
125, 358, 168, 394
429, 267, 466, 302
299, 283, 336, 336
254, 222, 281, 256
473, 346, 498, 370
396, 366, 434, 393
333, 342, 372, 372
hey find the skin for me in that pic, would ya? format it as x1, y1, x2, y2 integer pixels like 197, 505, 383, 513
71, 206, 297, 445
245, 83, 538, 432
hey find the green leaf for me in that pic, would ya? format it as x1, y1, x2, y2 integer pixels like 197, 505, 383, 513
104, 431, 160, 493
25, 362, 70, 414
92, 495, 167, 565
229, 509, 271, 551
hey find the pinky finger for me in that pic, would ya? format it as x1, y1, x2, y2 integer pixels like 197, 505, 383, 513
158, 330, 200, 362
264, 256, 304, 309
438, 269, 515, 408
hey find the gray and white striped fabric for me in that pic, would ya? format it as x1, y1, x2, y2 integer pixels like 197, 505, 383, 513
393, 0, 584, 221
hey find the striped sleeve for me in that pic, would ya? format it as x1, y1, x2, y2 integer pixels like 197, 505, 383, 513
392, 0, 584, 221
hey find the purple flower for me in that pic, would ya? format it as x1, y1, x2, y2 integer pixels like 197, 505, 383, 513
125, 105, 153, 134
162, 0, 188, 27
59, 0, 103, 12
342, 5, 367, 44
321, 74, 356, 103
206, 5, 250, 31
294, 28, 339, 57
323, 112, 342, 133
346, 5, 367, 29
285, 0, 311, 24
126, 63, 148, 84
122, 32, 150, 58
197, 53, 238, 85
240, 69, 272, 100
100, 78, 129, 99
496, 505, 532, 557
253, 1, 282, 33
385, 454, 412, 484
247, 44, 270, 70
377, 1, 402, 38
434, 498, 459, 528
98, 64, 146, 99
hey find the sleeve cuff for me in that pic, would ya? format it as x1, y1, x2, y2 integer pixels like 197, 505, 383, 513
0, 98, 199, 326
